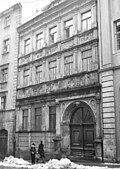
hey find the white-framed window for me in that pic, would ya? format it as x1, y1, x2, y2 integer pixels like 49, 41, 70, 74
0, 96, 6, 110
3, 39, 10, 53
22, 109, 28, 130
36, 65, 42, 83
49, 26, 57, 44
5, 16, 10, 27
1, 68, 8, 82
23, 69, 30, 86
64, 55, 73, 76
36, 32, 43, 50
49, 60, 57, 80
24, 38, 30, 54
82, 11, 91, 31
64, 18, 73, 38
35, 107, 42, 130
82, 49, 92, 71
115, 20, 120, 51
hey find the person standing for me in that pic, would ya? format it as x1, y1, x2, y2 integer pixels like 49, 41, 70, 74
38, 141, 45, 163
30, 143, 36, 164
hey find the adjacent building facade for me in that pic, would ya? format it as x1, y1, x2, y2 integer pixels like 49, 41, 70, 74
16, 0, 101, 160
98, 0, 120, 162
0, 4, 22, 158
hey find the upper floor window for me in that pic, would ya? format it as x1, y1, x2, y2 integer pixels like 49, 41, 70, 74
82, 49, 92, 71
36, 65, 42, 83
22, 109, 28, 130
0, 96, 6, 110
3, 39, 10, 53
49, 60, 57, 80
24, 38, 30, 54
1, 68, 8, 82
49, 26, 57, 44
35, 107, 42, 130
49, 106, 56, 131
64, 55, 73, 76
64, 19, 73, 38
36, 33, 43, 50
115, 20, 120, 51
82, 11, 91, 31
5, 16, 10, 27
23, 69, 30, 86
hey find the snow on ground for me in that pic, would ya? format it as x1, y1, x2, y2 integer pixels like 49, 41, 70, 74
0, 156, 119, 169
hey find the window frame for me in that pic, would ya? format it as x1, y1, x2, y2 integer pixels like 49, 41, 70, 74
35, 65, 42, 83
3, 39, 10, 53
1, 68, 8, 82
36, 32, 43, 50
49, 60, 57, 81
49, 26, 57, 44
81, 10, 92, 31
22, 109, 28, 131
49, 106, 56, 131
115, 20, 120, 51
23, 69, 30, 86
34, 107, 42, 131
24, 38, 30, 54
5, 16, 10, 27
64, 55, 73, 76
64, 18, 73, 38
82, 49, 92, 71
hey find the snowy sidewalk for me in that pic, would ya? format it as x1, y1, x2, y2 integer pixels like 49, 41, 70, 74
0, 156, 120, 169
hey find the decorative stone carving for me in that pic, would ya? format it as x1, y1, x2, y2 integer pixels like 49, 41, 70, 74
61, 39, 74, 50
90, 99, 97, 110
79, 32, 93, 45
17, 72, 99, 99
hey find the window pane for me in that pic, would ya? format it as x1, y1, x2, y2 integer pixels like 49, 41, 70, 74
64, 55, 73, 76
82, 11, 91, 31
50, 26, 57, 43
35, 107, 42, 130
49, 60, 57, 80
25, 38, 30, 54
23, 109, 28, 130
36, 65, 42, 83
36, 33, 43, 49
49, 106, 56, 131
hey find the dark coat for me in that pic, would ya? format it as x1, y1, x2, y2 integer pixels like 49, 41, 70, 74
38, 143, 44, 157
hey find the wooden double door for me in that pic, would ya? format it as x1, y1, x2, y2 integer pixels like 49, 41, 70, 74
70, 105, 95, 157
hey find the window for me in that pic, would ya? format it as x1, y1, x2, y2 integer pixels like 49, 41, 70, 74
3, 39, 10, 53
36, 33, 43, 50
64, 19, 73, 38
22, 109, 28, 130
0, 96, 6, 110
23, 69, 30, 86
115, 20, 120, 50
24, 38, 30, 54
36, 65, 42, 83
5, 16, 10, 27
49, 60, 57, 80
35, 107, 42, 130
64, 55, 73, 76
1, 68, 8, 82
82, 49, 92, 71
82, 11, 91, 31
49, 26, 57, 44
49, 106, 56, 131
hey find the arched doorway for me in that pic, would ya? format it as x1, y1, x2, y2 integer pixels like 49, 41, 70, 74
0, 129, 8, 158
70, 102, 95, 158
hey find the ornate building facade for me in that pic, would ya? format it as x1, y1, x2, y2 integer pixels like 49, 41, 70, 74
0, 4, 22, 158
16, 0, 101, 160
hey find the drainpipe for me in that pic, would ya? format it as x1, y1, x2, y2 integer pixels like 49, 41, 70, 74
97, 0, 104, 162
